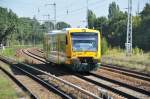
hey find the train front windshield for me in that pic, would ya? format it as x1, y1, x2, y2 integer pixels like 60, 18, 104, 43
71, 32, 98, 51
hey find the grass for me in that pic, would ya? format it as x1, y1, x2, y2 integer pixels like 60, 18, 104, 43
0, 45, 35, 99
0, 44, 42, 57
0, 73, 17, 99
0, 48, 15, 57
102, 48, 150, 73
35, 44, 43, 49
0, 44, 43, 64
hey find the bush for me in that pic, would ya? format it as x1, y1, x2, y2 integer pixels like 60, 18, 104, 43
148, 53, 150, 59
133, 47, 143, 55
101, 37, 108, 55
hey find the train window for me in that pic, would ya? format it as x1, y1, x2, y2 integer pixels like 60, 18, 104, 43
71, 32, 98, 51
66, 36, 68, 44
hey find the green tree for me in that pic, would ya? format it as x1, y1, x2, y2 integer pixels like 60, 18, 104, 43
0, 6, 71, 46
108, 2, 120, 20
107, 2, 127, 48
132, 16, 141, 48
42, 21, 54, 32
94, 17, 108, 36
88, 10, 96, 29
87, 2, 150, 51
101, 37, 108, 55
56, 22, 71, 30
135, 3, 150, 51
0, 8, 18, 45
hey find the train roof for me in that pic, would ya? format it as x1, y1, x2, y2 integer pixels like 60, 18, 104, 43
62, 28, 88, 31
47, 30, 66, 35
46, 28, 99, 35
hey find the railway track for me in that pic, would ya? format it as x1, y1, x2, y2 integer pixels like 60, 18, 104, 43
0, 55, 101, 99
0, 66, 38, 99
23, 48, 150, 99
28, 48, 150, 80
35, 49, 150, 78
35, 49, 150, 83
102, 64, 150, 81
23, 49, 46, 63
74, 72, 149, 99
37, 49, 150, 81
0, 56, 72, 99
36, 49, 44, 54
88, 72, 150, 96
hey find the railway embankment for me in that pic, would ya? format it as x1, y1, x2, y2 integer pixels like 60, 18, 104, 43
102, 48, 150, 73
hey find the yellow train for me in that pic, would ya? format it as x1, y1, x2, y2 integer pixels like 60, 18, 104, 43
43, 28, 101, 72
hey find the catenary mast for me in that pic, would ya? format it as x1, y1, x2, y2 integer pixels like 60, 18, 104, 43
125, 0, 132, 55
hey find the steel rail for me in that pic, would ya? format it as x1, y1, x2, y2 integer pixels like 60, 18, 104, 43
101, 66, 150, 82
0, 56, 72, 99
89, 72, 150, 96
75, 74, 138, 99
27, 50, 45, 59
14, 64, 72, 99
102, 64, 150, 80
0, 56, 101, 99
25, 49, 138, 99
33, 49, 150, 81
22, 50, 46, 63
0, 66, 38, 99
18, 63, 101, 99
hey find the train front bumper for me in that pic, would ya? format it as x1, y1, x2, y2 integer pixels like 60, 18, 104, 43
66, 58, 101, 72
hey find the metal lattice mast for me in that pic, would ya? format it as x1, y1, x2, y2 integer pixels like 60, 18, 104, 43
126, 0, 132, 55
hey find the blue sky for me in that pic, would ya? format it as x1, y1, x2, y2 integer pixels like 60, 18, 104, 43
0, 0, 149, 27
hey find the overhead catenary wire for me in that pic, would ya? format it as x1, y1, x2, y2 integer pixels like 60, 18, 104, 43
36, 0, 107, 22
66, 0, 105, 14
57, 0, 107, 20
